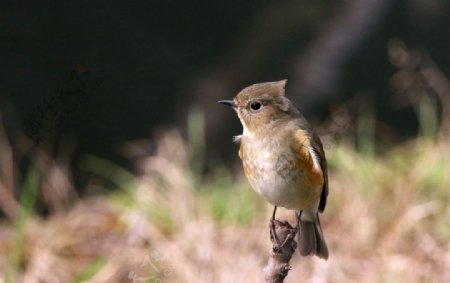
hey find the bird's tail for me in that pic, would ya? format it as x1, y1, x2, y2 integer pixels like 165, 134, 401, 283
298, 214, 329, 260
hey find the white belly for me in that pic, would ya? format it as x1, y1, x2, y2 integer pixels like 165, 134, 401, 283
243, 149, 309, 209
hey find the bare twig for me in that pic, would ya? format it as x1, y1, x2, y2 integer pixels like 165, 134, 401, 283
264, 219, 298, 283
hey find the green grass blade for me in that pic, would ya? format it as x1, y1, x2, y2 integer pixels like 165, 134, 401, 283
5, 166, 39, 283
72, 257, 108, 283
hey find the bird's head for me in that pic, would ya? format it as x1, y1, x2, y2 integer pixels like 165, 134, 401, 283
219, 80, 297, 136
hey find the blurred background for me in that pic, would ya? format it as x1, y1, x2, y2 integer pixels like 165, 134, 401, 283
0, 1, 449, 282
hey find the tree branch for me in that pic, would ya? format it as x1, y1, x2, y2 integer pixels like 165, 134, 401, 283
264, 219, 298, 283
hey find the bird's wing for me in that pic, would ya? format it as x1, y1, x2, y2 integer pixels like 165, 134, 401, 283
310, 131, 328, 213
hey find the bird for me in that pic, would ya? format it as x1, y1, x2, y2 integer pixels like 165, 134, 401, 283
219, 80, 329, 259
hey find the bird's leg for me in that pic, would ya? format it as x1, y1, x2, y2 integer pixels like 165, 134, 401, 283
271, 210, 299, 249
279, 226, 297, 249
294, 210, 302, 243
269, 206, 298, 249
276, 209, 298, 248
270, 206, 281, 246
271, 205, 278, 221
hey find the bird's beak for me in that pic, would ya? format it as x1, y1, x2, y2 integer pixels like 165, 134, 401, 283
218, 100, 236, 107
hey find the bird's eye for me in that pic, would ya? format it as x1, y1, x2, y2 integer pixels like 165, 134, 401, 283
250, 102, 262, 111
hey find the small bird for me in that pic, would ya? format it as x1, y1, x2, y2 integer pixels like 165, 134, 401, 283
219, 80, 329, 259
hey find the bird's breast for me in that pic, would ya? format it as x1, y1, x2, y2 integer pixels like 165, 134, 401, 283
240, 137, 321, 210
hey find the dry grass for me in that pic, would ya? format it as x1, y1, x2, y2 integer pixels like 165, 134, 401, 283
0, 126, 449, 282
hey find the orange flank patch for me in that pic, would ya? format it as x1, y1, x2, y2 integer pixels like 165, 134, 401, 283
293, 130, 324, 190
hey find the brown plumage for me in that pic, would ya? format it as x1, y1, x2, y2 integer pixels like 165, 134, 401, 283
220, 80, 329, 259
